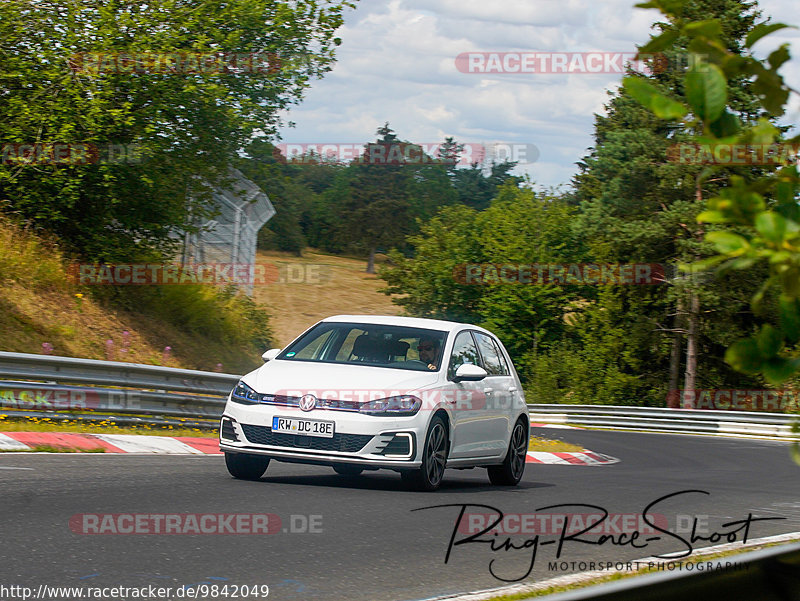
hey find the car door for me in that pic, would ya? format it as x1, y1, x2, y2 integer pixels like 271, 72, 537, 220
446, 330, 496, 458
473, 331, 516, 454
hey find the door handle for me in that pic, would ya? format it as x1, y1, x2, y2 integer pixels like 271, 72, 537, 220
483, 387, 493, 393
508, 387, 517, 393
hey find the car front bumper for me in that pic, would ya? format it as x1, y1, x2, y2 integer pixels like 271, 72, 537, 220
219, 400, 427, 469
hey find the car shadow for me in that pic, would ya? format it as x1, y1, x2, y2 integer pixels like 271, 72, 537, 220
247, 471, 555, 493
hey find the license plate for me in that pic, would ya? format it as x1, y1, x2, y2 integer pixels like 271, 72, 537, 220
272, 416, 335, 438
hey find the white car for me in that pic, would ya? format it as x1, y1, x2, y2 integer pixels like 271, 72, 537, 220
219, 315, 529, 491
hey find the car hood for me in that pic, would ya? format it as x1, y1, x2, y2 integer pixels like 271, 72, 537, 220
244, 360, 440, 397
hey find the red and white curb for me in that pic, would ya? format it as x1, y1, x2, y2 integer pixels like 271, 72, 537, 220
0, 432, 222, 454
0, 432, 618, 464
528, 421, 616, 464
526, 450, 617, 465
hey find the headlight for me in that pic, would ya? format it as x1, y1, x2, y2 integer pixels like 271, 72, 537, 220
359, 395, 421, 416
231, 380, 259, 404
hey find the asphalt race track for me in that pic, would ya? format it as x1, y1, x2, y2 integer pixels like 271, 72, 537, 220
2, 430, 800, 601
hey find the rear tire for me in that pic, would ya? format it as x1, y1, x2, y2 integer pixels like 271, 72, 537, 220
488, 418, 527, 486
333, 465, 364, 476
402, 416, 448, 491
225, 452, 270, 480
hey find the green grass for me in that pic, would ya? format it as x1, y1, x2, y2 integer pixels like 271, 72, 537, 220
528, 435, 584, 453
0, 216, 68, 289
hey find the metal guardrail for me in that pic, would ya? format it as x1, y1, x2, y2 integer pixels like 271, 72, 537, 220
0, 351, 798, 439
0, 351, 239, 394
528, 404, 799, 438
0, 351, 240, 428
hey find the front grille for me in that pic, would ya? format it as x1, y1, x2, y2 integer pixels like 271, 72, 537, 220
261, 394, 301, 406
240, 424, 373, 453
257, 395, 361, 412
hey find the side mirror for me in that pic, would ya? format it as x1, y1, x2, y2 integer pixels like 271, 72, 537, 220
262, 348, 281, 362
454, 363, 488, 382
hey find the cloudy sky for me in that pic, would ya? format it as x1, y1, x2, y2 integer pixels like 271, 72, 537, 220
277, 0, 799, 189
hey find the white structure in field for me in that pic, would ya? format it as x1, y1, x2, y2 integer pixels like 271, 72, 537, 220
178, 168, 275, 295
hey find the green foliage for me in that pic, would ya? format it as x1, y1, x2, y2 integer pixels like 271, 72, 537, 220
0, 0, 354, 261
623, 77, 688, 119
380, 204, 483, 321
110, 284, 272, 349
238, 139, 324, 255
382, 184, 591, 391
564, 0, 775, 406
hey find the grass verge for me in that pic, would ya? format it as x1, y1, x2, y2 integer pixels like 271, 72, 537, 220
528, 436, 584, 453
0, 416, 217, 438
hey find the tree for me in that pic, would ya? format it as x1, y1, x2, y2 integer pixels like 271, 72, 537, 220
380, 183, 581, 390
437, 136, 464, 169
571, 0, 776, 407
238, 140, 316, 255
451, 161, 521, 211
319, 124, 457, 272
380, 204, 484, 321
0, 0, 354, 260
622, 0, 799, 388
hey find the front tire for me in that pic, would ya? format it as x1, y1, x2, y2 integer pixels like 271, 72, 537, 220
488, 419, 527, 486
225, 452, 270, 480
402, 416, 448, 491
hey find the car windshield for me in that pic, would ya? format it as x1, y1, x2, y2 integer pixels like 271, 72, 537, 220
277, 322, 448, 372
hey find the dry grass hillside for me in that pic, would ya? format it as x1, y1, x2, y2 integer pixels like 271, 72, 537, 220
0, 219, 404, 371
251, 249, 403, 347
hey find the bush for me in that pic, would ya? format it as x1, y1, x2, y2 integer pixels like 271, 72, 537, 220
110, 284, 272, 350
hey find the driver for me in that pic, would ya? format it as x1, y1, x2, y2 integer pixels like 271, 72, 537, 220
418, 337, 440, 370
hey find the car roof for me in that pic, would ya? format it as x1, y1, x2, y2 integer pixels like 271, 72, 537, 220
321, 314, 481, 334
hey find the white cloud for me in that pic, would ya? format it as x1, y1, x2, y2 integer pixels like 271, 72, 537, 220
279, 0, 799, 187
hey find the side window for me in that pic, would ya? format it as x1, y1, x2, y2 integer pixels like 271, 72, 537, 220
474, 332, 508, 376
448, 331, 480, 379
492, 338, 510, 375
